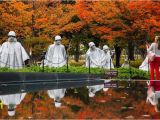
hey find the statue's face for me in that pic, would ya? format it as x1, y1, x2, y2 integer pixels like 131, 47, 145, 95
8, 36, 16, 42
55, 40, 61, 45
90, 45, 96, 50
8, 104, 16, 109
104, 49, 109, 53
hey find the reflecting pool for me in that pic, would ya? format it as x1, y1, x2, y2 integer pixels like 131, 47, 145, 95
0, 81, 160, 119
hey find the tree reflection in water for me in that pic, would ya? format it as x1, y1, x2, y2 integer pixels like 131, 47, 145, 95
0, 81, 160, 119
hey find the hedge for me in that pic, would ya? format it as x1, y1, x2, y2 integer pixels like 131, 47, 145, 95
0, 66, 149, 80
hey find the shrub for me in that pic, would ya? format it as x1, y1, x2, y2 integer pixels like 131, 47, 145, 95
0, 66, 149, 80
69, 60, 85, 67
117, 67, 149, 80
113, 59, 143, 68
130, 59, 143, 68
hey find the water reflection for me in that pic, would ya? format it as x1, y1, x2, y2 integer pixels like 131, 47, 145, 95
0, 81, 160, 119
47, 89, 66, 107
0, 93, 26, 116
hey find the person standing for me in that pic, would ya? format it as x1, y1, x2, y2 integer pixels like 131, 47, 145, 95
147, 36, 160, 91
147, 36, 160, 112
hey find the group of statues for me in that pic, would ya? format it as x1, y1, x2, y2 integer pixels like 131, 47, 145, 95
86, 42, 114, 69
0, 31, 114, 116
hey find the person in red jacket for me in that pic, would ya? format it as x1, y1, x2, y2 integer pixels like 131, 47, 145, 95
147, 36, 160, 91
147, 36, 160, 112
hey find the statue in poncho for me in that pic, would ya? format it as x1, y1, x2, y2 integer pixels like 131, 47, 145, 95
121, 58, 129, 68
139, 42, 151, 71
46, 35, 66, 107
0, 31, 29, 69
146, 88, 160, 112
86, 42, 105, 97
44, 35, 66, 67
139, 57, 149, 71
86, 42, 103, 68
101, 45, 114, 69
0, 93, 26, 116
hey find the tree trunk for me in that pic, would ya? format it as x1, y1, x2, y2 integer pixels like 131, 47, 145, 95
74, 41, 80, 62
115, 45, 122, 67
128, 40, 135, 60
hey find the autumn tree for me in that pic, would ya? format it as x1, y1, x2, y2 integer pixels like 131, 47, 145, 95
127, 0, 160, 58
1, 0, 160, 65
114, 0, 135, 63
76, 1, 128, 67
0, 1, 32, 41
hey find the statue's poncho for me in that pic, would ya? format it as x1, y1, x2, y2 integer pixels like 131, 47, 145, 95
101, 51, 114, 69
44, 44, 66, 67
45, 43, 66, 107
0, 40, 29, 69
86, 48, 104, 68
48, 88, 66, 107
121, 61, 129, 68
0, 93, 26, 116
0, 93, 26, 106
147, 91, 160, 106
139, 57, 149, 71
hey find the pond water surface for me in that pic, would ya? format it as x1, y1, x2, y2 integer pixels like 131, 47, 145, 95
0, 81, 160, 119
